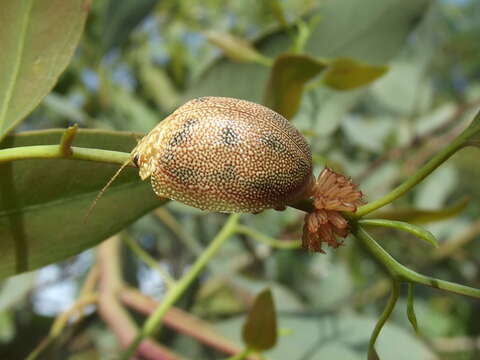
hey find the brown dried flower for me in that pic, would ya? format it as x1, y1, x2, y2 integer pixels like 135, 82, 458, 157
302, 168, 363, 253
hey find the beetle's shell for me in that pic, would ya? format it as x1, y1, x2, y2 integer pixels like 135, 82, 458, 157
132, 97, 313, 213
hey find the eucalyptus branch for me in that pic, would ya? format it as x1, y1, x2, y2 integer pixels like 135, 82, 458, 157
355, 116, 480, 217
0, 144, 131, 165
352, 226, 480, 299
121, 214, 241, 360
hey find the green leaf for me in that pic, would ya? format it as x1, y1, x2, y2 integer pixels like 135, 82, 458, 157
407, 283, 419, 333
370, 198, 469, 224
0, 0, 88, 141
264, 54, 327, 119
242, 288, 277, 351
358, 219, 438, 248
0, 129, 165, 280
323, 58, 388, 90
205, 31, 272, 66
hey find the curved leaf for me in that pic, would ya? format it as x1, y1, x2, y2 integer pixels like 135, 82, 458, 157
359, 219, 438, 248
264, 54, 327, 119
0, 0, 88, 141
205, 31, 272, 65
323, 58, 388, 90
0, 129, 165, 280
407, 283, 419, 333
242, 288, 277, 351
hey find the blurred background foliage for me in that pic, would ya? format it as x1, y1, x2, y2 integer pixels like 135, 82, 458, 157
1, 0, 480, 359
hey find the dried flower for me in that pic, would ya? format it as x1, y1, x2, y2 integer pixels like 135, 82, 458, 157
302, 168, 363, 253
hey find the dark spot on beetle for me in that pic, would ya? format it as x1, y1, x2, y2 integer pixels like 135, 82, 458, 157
260, 133, 287, 154
213, 163, 236, 183
221, 127, 238, 145
132, 154, 139, 167
172, 167, 197, 185
183, 118, 197, 129
169, 130, 187, 147
249, 172, 298, 197
169, 119, 198, 147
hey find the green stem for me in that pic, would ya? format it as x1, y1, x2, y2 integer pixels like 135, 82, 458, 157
353, 226, 480, 298
121, 214, 241, 359
355, 123, 478, 217
368, 280, 400, 359
0, 144, 131, 165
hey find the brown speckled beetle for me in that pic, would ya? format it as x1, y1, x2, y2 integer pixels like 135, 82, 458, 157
91, 97, 363, 253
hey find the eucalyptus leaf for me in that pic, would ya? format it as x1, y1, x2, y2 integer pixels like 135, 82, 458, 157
359, 219, 438, 248
205, 31, 271, 65
323, 58, 388, 91
242, 288, 277, 351
0, 129, 165, 280
264, 54, 327, 119
407, 284, 419, 333
0, 0, 88, 141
